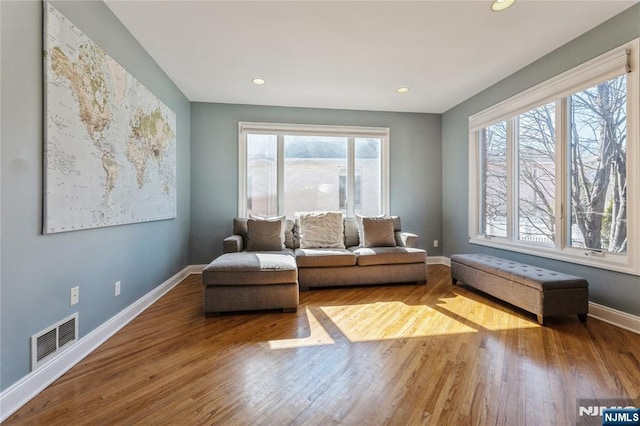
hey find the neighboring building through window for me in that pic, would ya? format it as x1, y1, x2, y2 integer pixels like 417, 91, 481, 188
239, 123, 389, 219
469, 39, 639, 275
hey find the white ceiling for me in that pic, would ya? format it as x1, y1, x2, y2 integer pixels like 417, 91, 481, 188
105, 0, 638, 114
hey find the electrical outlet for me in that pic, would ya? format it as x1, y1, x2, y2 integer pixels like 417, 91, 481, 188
433, 240, 439, 248
115, 281, 121, 296
70, 286, 79, 306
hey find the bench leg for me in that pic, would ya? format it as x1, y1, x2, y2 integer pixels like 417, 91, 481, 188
536, 314, 545, 325
578, 314, 587, 323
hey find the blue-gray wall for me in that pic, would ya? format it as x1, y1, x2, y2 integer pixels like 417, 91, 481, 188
0, 0, 191, 391
190, 103, 442, 264
442, 4, 640, 316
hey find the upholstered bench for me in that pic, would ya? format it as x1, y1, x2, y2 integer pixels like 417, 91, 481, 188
202, 252, 299, 315
450, 254, 588, 325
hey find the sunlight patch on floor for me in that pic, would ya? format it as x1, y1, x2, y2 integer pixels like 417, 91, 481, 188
267, 307, 335, 350
320, 301, 478, 342
268, 293, 539, 348
436, 293, 540, 331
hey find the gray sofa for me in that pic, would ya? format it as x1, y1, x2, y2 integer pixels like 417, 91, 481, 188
224, 216, 428, 290
202, 215, 427, 315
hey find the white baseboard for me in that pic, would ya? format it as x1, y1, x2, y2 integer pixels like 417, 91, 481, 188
426, 256, 448, 266
433, 256, 451, 267
588, 302, 640, 335
0, 265, 194, 422
187, 264, 207, 274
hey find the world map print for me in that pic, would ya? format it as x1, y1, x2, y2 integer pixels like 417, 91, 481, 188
43, 3, 177, 234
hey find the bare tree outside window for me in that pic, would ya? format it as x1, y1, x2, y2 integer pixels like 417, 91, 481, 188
569, 75, 627, 253
518, 103, 556, 245
481, 122, 508, 237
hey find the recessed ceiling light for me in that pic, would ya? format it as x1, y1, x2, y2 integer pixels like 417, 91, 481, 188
252, 78, 266, 85
491, 0, 516, 12
397, 87, 409, 94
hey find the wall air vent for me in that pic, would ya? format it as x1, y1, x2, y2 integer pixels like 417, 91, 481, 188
31, 313, 78, 371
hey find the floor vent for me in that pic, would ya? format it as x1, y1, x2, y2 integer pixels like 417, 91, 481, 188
31, 313, 78, 371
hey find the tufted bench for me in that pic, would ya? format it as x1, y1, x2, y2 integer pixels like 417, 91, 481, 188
202, 252, 299, 315
450, 254, 588, 325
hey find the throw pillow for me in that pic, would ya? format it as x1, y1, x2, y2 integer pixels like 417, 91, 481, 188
355, 213, 385, 246
298, 211, 345, 249
246, 219, 285, 251
362, 217, 396, 247
249, 214, 286, 248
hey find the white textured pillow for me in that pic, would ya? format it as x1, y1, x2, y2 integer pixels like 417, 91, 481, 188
298, 211, 345, 249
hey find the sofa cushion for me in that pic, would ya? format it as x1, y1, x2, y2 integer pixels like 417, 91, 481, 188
246, 219, 285, 251
298, 211, 345, 249
203, 252, 297, 285
362, 217, 396, 247
294, 248, 357, 268
351, 247, 426, 266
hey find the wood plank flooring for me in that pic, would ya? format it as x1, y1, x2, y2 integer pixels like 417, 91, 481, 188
5, 265, 640, 425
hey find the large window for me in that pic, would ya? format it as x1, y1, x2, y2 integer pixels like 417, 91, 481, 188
469, 40, 639, 275
239, 123, 389, 218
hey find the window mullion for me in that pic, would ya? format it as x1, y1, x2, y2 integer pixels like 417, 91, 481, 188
507, 117, 517, 242
277, 134, 285, 216
347, 137, 355, 216
238, 130, 247, 217
556, 98, 566, 251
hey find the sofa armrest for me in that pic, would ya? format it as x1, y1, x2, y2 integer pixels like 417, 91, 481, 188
399, 232, 419, 248
223, 235, 244, 253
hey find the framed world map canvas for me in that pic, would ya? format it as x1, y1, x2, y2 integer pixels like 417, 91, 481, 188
43, 3, 177, 234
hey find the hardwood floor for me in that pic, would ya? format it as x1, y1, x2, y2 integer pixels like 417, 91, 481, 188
5, 265, 640, 425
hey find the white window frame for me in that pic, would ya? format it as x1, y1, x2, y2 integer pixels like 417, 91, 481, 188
238, 122, 390, 218
468, 39, 640, 276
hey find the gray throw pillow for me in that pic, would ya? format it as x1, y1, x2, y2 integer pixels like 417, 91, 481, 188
249, 214, 286, 247
355, 213, 386, 246
362, 217, 396, 247
246, 219, 285, 251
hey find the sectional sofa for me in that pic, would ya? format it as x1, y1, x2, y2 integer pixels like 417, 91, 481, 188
202, 213, 428, 315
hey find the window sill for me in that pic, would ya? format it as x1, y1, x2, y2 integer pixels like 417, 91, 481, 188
469, 236, 639, 277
